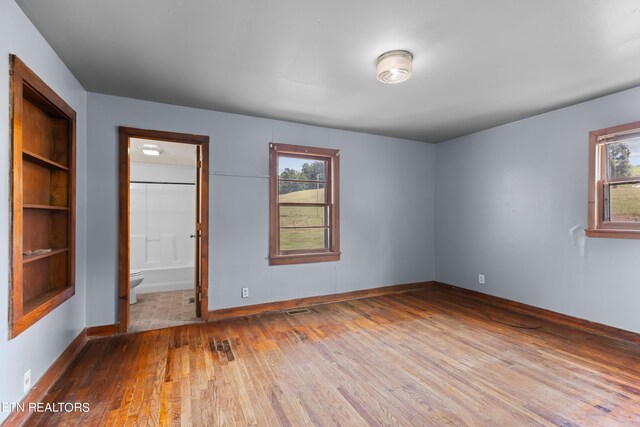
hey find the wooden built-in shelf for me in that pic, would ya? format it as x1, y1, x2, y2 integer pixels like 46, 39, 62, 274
23, 149, 69, 170
23, 248, 69, 264
9, 55, 76, 338
23, 204, 70, 211
23, 288, 68, 315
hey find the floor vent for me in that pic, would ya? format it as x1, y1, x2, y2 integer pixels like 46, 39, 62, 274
286, 308, 311, 316
189, 297, 195, 303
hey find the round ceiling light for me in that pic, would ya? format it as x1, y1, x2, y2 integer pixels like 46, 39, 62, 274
376, 50, 413, 84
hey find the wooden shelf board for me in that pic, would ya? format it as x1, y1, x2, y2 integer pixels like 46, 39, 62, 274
23, 150, 69, 170
23, 286, 70, 315
23, 204, 69, 211
23, 248, 68, 264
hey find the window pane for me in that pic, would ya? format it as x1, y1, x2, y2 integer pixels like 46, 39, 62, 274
609, 182, 640, 222
280, 228, 329, 251
279, 182, 326, 203
278, 156, 326, 181
607, 138, 640, 179
280, 205, 327, 227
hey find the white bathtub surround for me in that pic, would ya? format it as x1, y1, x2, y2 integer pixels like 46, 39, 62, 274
130, 162, 196, 293
136, 265, 194, 294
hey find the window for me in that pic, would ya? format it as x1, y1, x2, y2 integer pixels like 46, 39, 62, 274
587, 121, 640, 239
269, 143, 340, 265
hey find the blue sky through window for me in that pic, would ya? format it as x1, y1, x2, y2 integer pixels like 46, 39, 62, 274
278, 156, 326, 178
626, 138, 640, 167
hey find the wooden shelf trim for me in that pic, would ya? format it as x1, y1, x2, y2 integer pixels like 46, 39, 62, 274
23, 150, 69, 170
12, 287, 75, 337
23, 287, 70, 314
23, 248, 68, 264
23, 204, 69, 211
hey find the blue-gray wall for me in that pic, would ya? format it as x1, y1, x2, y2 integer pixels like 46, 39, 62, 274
85, 93, 436, 327
436, 86, 640, 334
0, 0, 87, 423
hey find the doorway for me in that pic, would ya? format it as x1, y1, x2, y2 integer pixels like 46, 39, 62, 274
118, 127, 209, 333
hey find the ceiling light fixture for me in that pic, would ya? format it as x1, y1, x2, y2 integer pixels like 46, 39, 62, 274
376, 50, 413, 84
142, 148, 161, 156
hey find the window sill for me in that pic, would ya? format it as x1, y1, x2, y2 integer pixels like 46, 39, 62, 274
585, 228, 640, 239
269, 252, 340, 266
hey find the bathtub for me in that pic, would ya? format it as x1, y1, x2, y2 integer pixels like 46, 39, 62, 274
135, 264, 195, 294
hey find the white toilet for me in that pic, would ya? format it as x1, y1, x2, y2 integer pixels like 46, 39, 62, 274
130, 270, 145, 304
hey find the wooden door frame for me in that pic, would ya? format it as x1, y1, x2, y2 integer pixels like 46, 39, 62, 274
118, 127, 209, 333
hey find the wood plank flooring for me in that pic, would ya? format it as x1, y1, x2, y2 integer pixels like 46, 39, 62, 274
27, 287, 640, 426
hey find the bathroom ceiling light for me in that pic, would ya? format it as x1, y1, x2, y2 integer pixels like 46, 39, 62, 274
142, 148, 161, 156
376, 50, 413, 84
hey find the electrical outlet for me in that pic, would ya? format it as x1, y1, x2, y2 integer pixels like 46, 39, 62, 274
23, 369, 31, 393
478, 274, 485, 285
241, 287, 249, 298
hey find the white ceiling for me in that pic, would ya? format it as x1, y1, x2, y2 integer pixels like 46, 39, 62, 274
130, 138, 196, 167
16, 0, 640, 142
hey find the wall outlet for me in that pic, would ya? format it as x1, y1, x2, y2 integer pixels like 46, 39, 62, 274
478, 274, 485, 285
241, 287, 249, 298
23, 369, 31, 393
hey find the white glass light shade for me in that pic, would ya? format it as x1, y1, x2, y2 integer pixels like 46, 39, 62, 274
376, 50, 413, 84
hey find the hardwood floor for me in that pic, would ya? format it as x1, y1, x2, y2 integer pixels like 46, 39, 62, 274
28, 286, 640, 426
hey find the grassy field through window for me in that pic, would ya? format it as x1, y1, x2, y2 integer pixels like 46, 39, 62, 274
610, 183, 640, 222
279, 188, 328, 251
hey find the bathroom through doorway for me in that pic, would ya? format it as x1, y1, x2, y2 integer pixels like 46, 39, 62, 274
118, 127, 209, 333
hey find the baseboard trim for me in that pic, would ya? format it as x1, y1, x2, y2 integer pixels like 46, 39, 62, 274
86, 323, 120, 338
208, 281, 433, 321
2, 328, 88, 427
433, 281, 640, 345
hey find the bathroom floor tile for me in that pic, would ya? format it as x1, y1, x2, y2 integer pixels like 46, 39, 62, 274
129, 290, 201, 332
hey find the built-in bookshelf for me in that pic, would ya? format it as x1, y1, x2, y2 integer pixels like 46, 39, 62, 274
9, 55, 76, 338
